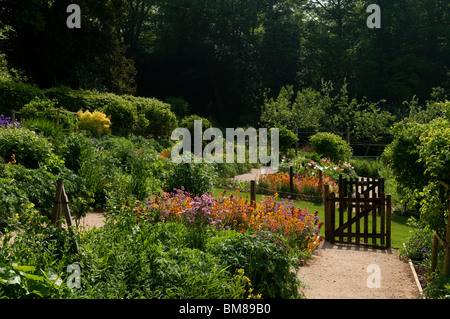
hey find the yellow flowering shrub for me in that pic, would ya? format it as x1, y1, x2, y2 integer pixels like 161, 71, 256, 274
77, 110, 112, 136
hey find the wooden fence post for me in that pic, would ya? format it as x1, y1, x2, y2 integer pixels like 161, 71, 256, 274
318, 170, 323, 195
250, 180, 256, 205
444, 196, 450, 276
56, 109, 60, 127
289, 166, 294, 194
431, 233, 439, 275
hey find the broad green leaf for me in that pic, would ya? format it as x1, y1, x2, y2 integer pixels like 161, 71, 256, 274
12, 265, 36, 273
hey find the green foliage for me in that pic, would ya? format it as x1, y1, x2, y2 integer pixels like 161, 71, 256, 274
277, 124, 298, 154
125, 95, 178, 137
180, 115, 211, 132
400, 218, 434, 262
166, 162, 216, 196
0, 177, 29, 232
423, 274, 450, 299
22, 118, 63, 143
165, 96, 189, 120
0, 80, 178, 137
383, 117, 450, 231
206, 231, 303, 299
0, 204, 78, 299
0, 80, 45, 116
309, 132, 353, 162
349, 158, 383, 178
100, 97, 138, 135
74, 220, 252, 299
20, 97, 78, 132
0, 127, 55, 169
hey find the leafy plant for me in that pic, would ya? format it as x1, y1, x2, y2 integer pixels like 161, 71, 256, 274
309, 132, 353, 162
165, 162, 216, 195
77, 110, 111, 136
206, 231, 304, 299
0, 127, 55, 169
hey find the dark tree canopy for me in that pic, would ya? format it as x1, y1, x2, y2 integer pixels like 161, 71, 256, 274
0, 0, 449, 126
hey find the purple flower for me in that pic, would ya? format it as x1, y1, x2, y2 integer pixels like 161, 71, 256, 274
0, 114, 20, 128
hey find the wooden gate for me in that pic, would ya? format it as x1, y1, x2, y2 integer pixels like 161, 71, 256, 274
324, 185, 392, 249
338, 174, 385, 198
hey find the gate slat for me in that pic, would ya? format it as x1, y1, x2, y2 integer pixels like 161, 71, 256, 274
387, 195, 392, 248
372, 196, 377, 246
380, 193, 385, 246
347, 191, 352, 243
339, 193, 344, 242
330, 191, 336, 244
355, 192, 361, 245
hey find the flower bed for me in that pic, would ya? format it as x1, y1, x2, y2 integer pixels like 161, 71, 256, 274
128, 189, 323, 252
257, 171, 338, 203
279, 156, 357, 181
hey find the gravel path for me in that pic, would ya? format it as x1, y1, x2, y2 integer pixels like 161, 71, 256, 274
297, 241, 421, 299
232, 167, 277, 182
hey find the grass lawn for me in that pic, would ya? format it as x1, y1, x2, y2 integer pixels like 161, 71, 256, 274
213, 188, 412, 249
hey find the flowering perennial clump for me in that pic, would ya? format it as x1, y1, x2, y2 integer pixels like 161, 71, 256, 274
280, 156, 357, 180
129, 188, 323, 252
257, 171, 337, 203
77, 110, 112, 135
0, 114, 20, 128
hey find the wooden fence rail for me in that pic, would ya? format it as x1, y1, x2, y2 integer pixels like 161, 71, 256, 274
12, 109, 79, 127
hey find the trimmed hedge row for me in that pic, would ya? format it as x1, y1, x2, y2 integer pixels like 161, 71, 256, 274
0, 80, 178, 137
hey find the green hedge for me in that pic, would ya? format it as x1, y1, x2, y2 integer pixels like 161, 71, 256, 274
309, 132, 353, 162
0, 81, 177, 137
0, 81, 45, 116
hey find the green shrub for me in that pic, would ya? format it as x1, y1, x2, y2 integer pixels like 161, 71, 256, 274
180, 114, 211, 132
277, 124, 298, 154
165, 96, 189, 119
57, 133, 92, 173
206, 231, 303, 299
43, 86, 86, 112
124, 95, 178, 137
0, 80, 45, 116
0, 204, 77, 299
20, 97, 78, 132
4, 164, 92, 220
166, 162, 216, 195
99, 98, 138, 135
423, 274, 450, 299
349, 158, 383, 178
77, 221, 250, 299
0, 127, 55, 169
0, 177, 30, 232
309, 132, 353, 162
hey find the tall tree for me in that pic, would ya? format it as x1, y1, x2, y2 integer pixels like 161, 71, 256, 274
0, 0, 136, 94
